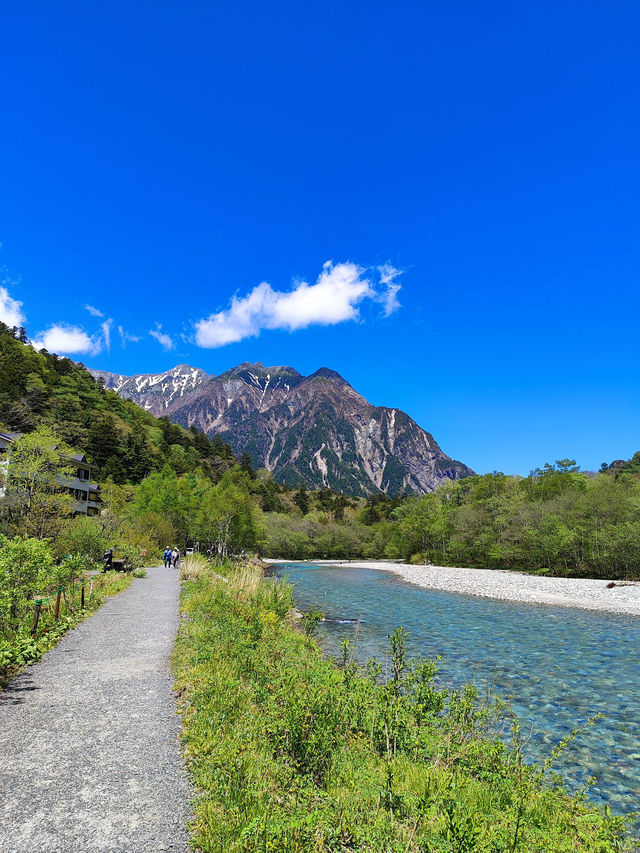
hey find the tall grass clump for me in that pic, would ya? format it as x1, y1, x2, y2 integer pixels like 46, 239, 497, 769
180, 552, 211, 581
172, 562, 636, 852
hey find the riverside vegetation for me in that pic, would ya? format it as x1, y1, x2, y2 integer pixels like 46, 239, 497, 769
172, 558, 635, 852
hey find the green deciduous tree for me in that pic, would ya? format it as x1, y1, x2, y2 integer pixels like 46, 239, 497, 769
1, 427, 75, 540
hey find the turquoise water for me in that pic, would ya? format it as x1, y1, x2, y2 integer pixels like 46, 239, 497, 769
272, 562, 640, 816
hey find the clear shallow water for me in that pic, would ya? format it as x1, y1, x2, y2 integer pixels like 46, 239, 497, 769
272, 562, 640, 815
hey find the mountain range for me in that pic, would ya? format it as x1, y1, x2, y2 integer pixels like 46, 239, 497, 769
90, 363, 473, 496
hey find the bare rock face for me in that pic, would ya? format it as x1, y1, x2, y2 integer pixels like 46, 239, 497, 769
90, 362, 473, 495
90, 364, 210, 414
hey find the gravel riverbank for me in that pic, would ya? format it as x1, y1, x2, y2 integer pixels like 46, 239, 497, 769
0, 564, 191, 853
267, 559, 640, 617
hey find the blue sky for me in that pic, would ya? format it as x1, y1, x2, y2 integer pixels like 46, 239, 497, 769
1, 1, 639, 475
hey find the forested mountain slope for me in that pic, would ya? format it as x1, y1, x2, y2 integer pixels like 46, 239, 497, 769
0, 323, 236, 484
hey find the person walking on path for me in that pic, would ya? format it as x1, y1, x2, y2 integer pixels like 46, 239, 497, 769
0, 563, 192, 852
171, 546, 180, 570
163, 546, 172, 567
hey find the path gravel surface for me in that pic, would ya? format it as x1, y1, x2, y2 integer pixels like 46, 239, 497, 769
0, 565, 191, 853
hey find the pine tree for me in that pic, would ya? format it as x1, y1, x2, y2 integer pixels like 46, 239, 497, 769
240, 451, 255, 478
123, 424, 154, 483
293, 485, 310, 515
87, 413, 125, 476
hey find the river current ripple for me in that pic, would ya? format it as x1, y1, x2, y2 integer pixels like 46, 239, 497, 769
272, 562, 640, 816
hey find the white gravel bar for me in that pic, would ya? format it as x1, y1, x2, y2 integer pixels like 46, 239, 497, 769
267, 559, 640, 617
0, 564, 191, 853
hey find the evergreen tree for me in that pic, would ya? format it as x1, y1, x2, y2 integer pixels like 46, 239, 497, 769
123, 424, 154, 483
293, 485, 310, 515
240, 451, 255, 478
87, 413, 125, 475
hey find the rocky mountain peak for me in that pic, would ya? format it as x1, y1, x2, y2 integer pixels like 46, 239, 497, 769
91, 360, 474, 495
308, 367, 348, 383
89, 363, 210, 412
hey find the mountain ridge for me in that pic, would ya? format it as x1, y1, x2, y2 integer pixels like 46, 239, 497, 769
90, 362, 473, 495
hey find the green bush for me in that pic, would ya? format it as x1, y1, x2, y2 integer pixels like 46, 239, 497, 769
118, 544, 144, 571
56, 516, 107, 563
0, 535, 53, 636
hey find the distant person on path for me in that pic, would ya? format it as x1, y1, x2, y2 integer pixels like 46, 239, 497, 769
171, 547, 180, 569
163, 547, 171, 568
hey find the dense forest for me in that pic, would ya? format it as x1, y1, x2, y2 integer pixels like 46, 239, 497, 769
0, 321, 237, 484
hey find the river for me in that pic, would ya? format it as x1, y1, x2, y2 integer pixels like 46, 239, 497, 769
271, 561, 639, 816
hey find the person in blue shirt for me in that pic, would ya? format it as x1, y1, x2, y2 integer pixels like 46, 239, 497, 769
163, 547, 171, 568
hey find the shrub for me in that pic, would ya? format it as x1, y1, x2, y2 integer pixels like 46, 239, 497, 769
118, 544, 144, 571
56, 516, 107, 563
0, 535, 53, 636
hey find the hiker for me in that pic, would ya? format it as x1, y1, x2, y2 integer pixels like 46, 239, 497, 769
171, 547, 180, 569
163, 546, 171, 568
102, 548, 113, 572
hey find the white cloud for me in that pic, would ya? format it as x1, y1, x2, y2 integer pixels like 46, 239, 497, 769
84, 304, 104, 318
195, 261, 402, 349
118, 325, 141, 347
149, 323, 175, 351
0, 285, 26, 327
101, 319, 113, 353
378, 264, 402, 316
32, 324, 102, 356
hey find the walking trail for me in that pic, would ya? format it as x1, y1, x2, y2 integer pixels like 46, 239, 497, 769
0, 565, 191, 853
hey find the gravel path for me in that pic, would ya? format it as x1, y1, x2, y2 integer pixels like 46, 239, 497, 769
0, 565, 192, 853
270, 559, 640, 616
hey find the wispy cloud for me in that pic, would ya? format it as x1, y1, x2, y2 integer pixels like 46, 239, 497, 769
0, 285, 26, 327
84, 304, 105, 318
195, 261, 402, 349
149, 323, 175, 351
32, 324, 103, 356
378, 264, 402, 316
118, 325, 141, 347
101, 319, 113, 353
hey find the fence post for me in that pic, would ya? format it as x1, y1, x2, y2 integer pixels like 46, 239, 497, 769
89, 576, 94, 598
54, 587, 62, 621
81, 584, 85, 609
31, 600, 42, 636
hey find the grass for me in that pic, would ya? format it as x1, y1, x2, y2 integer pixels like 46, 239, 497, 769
180, 552, 212, 582
0, 571, 132, 686
172, 562, 636, 852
